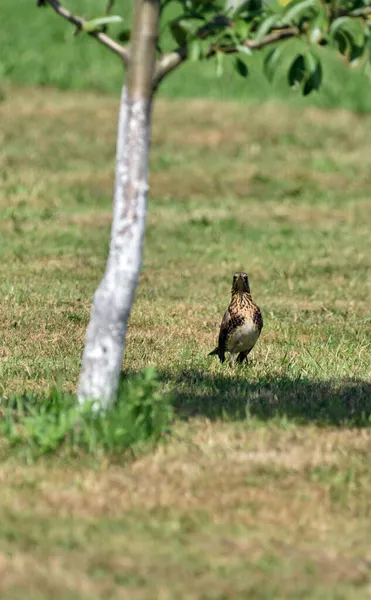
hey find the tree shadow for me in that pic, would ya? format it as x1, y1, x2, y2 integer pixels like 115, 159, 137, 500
150, 368, 371, 428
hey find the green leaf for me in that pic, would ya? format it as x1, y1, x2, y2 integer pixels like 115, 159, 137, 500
216, 51, 224, 77
330, 17, 367, 63
234, 57, 249, 77
169, 17, 204, 46
330, 17, 348, 38
189, 39, 202, 61
308, 7, 328, 43
223, 26, 240, 47
234, 18, 252, 41
237, 44, 253, 56
349, 42, 365, 63
117, 29, 131, 42
361, 56, 371, 78
330, 17, 365, 52
304, 50, 316, 72
264, 0, 284, 16
235, 0, 263, 19
334, 30, 349, 55
303, 51, 322, 95
288, 50, 322, 95
170, 21, 188, 46
255, 14, 279, 41
282, 0, 317, 25
339, 18, 365, 48
288, 53, 306, 86
81, 15, 123, 33
264, 46, 282, 81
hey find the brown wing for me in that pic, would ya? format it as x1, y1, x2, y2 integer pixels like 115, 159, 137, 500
252, 305, 263, 333
217, 308, 232, 363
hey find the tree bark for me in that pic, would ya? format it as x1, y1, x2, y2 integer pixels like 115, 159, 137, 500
77, 86, 152, 408
78, 0, 159, 408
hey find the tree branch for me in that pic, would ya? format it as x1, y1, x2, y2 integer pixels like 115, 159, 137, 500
154, 0, 371, 86
42, 0, 130, 65
154, 26, 299, 86
339, 5, 371, 18
106, 0, 115, 15
243, 26, 299, 50
154, 47, 187, 87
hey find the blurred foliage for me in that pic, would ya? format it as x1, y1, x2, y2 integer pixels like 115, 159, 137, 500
159, 0, 371, 94
1, 0, 371, 110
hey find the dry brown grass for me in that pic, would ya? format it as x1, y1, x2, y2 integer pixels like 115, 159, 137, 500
0, 425, 371, 598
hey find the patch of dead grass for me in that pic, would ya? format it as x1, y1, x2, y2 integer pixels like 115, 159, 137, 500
0, 423, 371, 596
1, 426, 370, 518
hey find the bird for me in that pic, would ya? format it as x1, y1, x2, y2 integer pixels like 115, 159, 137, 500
208, 272, 263, 365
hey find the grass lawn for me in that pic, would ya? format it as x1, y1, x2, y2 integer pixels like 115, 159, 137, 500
0, 84, 370, 598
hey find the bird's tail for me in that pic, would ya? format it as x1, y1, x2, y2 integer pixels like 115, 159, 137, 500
208, 347, 219, 356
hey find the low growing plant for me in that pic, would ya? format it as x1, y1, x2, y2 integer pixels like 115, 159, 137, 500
0, 367, 173, 460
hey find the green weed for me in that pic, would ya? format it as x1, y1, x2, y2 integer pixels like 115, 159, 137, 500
1, 368, 173, 460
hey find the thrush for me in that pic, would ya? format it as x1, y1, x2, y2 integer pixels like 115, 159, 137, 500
209, 272, 263, 365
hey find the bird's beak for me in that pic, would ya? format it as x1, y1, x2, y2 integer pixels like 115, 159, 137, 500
235, 275, 245, 290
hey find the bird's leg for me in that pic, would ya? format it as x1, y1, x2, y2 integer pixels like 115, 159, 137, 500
228, 350, 237, 367
237, 350, 249, 365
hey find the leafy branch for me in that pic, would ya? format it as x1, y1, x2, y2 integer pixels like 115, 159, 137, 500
154, 25, 299, 85
38, 0, 371, 95
37, 0, 130, 64
156, 0, 371, 93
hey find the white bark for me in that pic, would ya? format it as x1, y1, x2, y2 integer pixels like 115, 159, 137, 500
77, 85, 152, 409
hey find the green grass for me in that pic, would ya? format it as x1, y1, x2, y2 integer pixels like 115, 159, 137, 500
2, 0, 371, 111
0, 86, 371, 597
1, 368, 173, 461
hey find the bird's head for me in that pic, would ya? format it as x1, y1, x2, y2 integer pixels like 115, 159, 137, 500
232, 272, 250, 293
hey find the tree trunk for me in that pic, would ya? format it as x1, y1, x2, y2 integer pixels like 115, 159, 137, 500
77, 87, 152, 408
78, 0, 159, 409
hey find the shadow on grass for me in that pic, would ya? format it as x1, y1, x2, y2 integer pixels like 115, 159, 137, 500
151, 369, 371, 427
